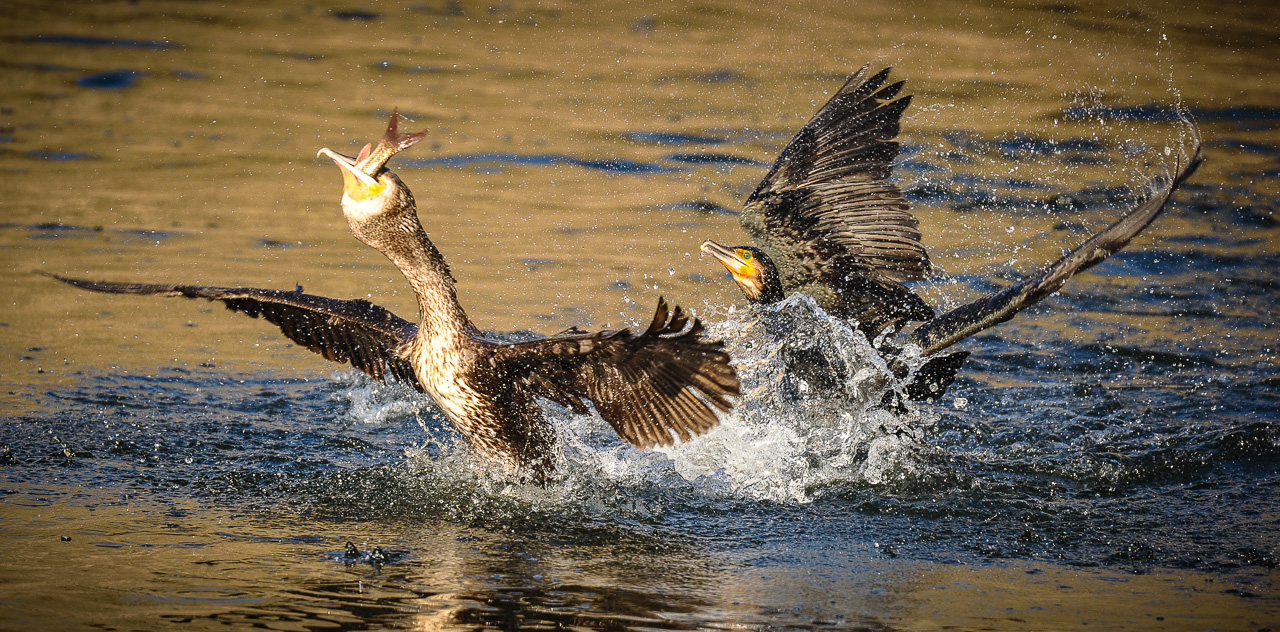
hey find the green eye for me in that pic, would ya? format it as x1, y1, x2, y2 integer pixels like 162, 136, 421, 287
740, 250, 752, 261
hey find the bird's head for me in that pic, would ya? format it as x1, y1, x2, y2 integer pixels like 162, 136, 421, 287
317, 110, 428, 229
700, 240, 785, 304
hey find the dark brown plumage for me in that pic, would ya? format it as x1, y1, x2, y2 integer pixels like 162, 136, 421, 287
47, 277, 422, 387
704, 65, 1203, 401
708, 65, 935, 338
53, 112, 740, 481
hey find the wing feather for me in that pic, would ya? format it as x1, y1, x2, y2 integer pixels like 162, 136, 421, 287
49, 275, 421, 390
741, 65, 930, 286
488, 298, 739, 449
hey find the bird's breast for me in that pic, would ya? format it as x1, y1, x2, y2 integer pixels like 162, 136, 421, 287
409, 333, 511, 442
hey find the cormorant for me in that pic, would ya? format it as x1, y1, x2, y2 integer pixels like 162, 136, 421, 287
701, 66, 1202, 401
53, 112, 740, 481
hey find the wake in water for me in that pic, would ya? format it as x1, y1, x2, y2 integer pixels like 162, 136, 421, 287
335, 295, 942, 506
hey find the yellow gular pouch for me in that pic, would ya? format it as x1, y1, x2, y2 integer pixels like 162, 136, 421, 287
342, 169, 387, 201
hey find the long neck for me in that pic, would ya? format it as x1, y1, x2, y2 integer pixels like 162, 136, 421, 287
350, 203, 476, 339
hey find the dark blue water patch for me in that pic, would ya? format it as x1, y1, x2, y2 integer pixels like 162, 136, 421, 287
1060, 153, 1110, 166
369, 60, 460, 74
521, 257, 557, 271
1045, 183, 1138, 212
262, 50, 324, 61
691, 69, 744, 84
1208, 138, 1280, 156
947, 132, 1110, 162
1229, 206, 1278, 228
999, 175, 1058, 192
171, 69, 205, 80
1174, 182, 1280, 228
0, 222, 188, 241
907, 174, 1147, 215
3, 370, 422, 498
1063, 103, 1184, 123
331, 8, 381, 20
403, 64, 456, 74
1162, 233, 1270, 248
655, 201, 738, 216
1, 222, 102, 239
27, 150, 96, 161
76, 69, 142, 90
1065, 103, 1280, 125
1105, 248, 1277, 277
665, 153, 769, 167
16, 34, 178, 50
999, 135, 1107, 158
897, 159, 947, 174
257, 238, 303, 249
625, 131, 726, 146
1075, 343, 1220, 370
575, 157, 675, 173
899, 141, 926, 159
398, 152, 678, 174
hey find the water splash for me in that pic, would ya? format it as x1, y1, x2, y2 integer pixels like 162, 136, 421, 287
647, 295, 937, 501
338, 294, 941, 510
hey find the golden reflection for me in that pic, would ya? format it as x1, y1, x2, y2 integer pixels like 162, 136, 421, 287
1, 485, 1270, 631
3, 0, 1272, 394
0, 0, 1277, 628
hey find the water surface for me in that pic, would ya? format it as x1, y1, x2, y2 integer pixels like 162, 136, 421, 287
2, 1, 1278, 629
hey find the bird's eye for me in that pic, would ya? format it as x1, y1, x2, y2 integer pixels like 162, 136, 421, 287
740, 250, 752, 261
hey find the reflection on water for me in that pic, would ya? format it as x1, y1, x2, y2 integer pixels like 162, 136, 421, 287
3, 480, 1273, 631
2, 0, 1279, 629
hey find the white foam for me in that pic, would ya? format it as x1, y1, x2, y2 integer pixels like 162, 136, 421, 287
334, 294, 942, 507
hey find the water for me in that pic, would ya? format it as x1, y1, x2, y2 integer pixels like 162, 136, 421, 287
2, 1, 1279, 629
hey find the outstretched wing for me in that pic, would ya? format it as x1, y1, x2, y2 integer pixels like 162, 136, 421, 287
906, 138, 1204, 357
487, 298, 740, 449
740, 65, 931, 288
50, 275, 422, 389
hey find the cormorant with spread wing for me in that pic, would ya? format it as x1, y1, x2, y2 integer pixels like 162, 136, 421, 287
54, 113, 739, 481
701, 66, 1202, 401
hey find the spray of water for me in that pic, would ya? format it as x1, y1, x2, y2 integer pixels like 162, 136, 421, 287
335, 295, 942, 512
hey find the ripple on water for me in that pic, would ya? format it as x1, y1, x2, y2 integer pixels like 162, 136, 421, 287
398, 152, 679, 173
17, 35, 179, 50
624, 131, 727, 145
76, 69, 143, 90
5, 279, 1278, 570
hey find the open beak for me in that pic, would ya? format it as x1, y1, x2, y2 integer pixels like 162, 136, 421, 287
317, 109, 429, 201
317, 147, 382, 200
700, 239, 752, 278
